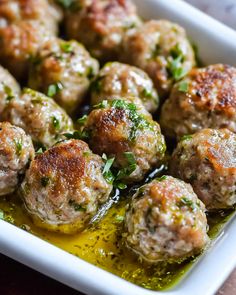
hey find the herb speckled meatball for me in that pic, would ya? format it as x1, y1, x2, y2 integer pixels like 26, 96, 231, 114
0, 65, 20, 115
90, 62, 159, 113
21, 139, 113, 234
64, 0, 141, 62
0, 122, 34, 196
81, 99, 166, 183
121, 20, 195, 98
124, 176, 209, 263
3, 88, 74, 148
28, 39, 99, 115
0, 20, 53, 81
160, 64, 236, 139
170, 129, 236, 210
0, 0, 62, 34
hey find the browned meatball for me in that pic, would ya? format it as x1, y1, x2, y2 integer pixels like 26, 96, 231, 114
90, 62, 159, 113
0, 0, 62, 34
121, 20, 195, 98
81, 99, 166, 183
28, 38, 99, 115
170, 129, 236, 210
0, 65, 20, 115
0, 20, 53, 80
124, 176, 209, 263
21, 139, 113, 234
160, 64, 236, 139
3, 88, 74, 148
64, 0, 141, 62
0, 122, 34, 196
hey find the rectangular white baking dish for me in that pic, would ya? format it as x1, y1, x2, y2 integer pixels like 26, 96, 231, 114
1, 1, 236, 294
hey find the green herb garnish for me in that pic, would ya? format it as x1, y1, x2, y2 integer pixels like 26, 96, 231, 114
116, 152, 137, 180
102, 154, 115, 184
179, 197, 195, 210
142, 88, 153, 99
36, 148, 44, 155
178, 81, 189, 92
14, 138, 23, 156
52, 116, 60, 130
3, 84, 15, 101
93, 100, 109, 109
47, 82, 63, 97
156, 175, 167, 182
168, 44, 187, 81
63, 130, 89, 140
77, 115, 88, 125
180, 134, 193, 141
60, 42, 73, 53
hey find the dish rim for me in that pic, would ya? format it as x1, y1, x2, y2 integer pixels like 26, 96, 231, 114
1, 0, 236, 294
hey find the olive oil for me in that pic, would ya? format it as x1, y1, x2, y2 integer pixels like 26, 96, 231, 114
0, 175, 234, 291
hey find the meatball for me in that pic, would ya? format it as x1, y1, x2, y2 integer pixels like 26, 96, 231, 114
160, 64, 236, 139
0, 20, 53, 81
21, 139, 113, 234
81, 99, 166, 183
28, 38, 99, 115
0, 65, 20, 115
170, 129, 236, 210
124, 176, 209, 263
64, 0, 141, 62
0, 0, 62, 34
90, 62, 159, 113
0, 122, 34, 196
3, 88, 74, 148
121, 20, 195, 98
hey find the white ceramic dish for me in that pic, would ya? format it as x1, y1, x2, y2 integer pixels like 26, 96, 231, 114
1, 1, 236, 294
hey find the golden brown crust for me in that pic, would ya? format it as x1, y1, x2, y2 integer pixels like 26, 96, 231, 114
35, 140, 86, 185
86, 108, 130, 155
188, 64, 236, 114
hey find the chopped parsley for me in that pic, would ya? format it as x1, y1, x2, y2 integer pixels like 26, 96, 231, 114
3, 84, 14, 101
41, 177, 50, 187
60, 42, 73, 53
168, 44, 187, 81
179, 197, 195, 210
156, 175, 167, 182
142, 88, 153, 99
102, 154, 115, 184
63, 130, 89, 140
47, 82, 63, 97
69, 199, 86, 212
35, 148, 44, 155
93, 100, 109, 109
108, 99, 151, 141
77, 115, 88, 125
180, 134, 193, 141
52, 116, 60, 130
14, 138, 23, 156
178, 81, 189, 92
116, 152, 137, 180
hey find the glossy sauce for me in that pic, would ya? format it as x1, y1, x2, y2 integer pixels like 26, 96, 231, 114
0, 168, 234, 291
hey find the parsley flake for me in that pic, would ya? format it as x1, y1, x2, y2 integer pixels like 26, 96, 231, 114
178, 81, 189, 92
47, 82, 63, 97
60, 42, 73, 53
